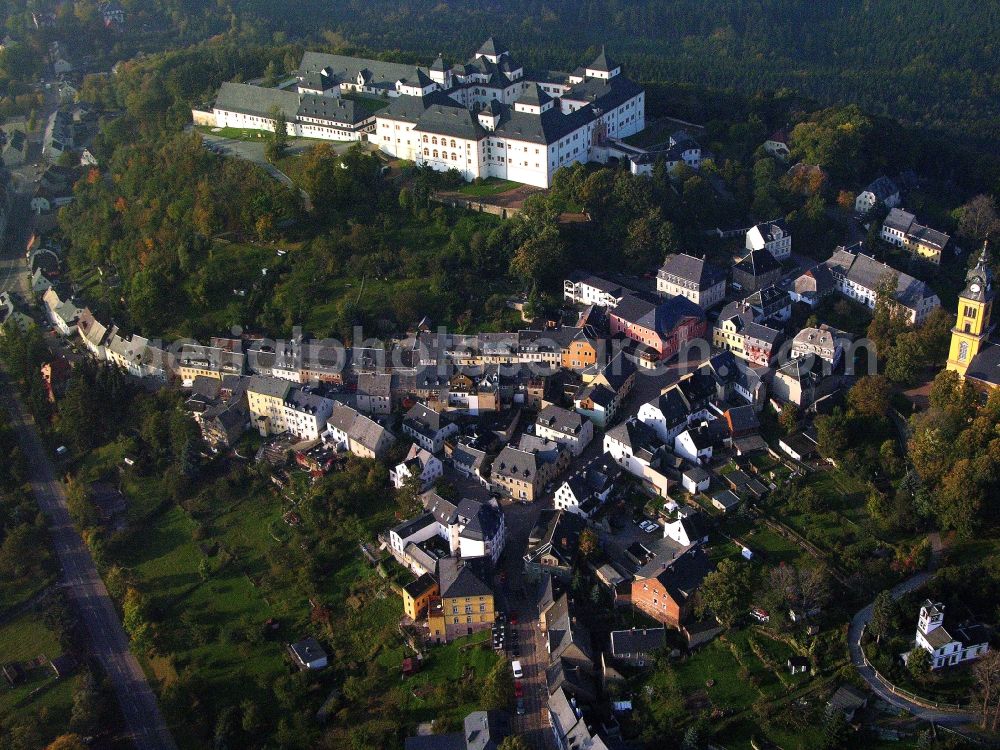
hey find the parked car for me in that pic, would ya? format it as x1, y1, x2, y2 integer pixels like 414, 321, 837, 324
516, 698, 525, 716
511, 660, 523, 679
514, 680, 523, 698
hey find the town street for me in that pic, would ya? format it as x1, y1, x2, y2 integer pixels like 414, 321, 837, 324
0, 374, 177, 749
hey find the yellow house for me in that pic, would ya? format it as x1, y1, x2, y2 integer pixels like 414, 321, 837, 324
947, 246, 993, 380
713, 302, 750, 358
246, 375, 292, 435
427, 558, 495, 643
401, 573, 439, 621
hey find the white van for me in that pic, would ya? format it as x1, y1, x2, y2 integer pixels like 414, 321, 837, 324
511, 660, 523, 679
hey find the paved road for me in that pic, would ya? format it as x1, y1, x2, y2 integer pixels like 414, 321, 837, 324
847, 571, 976, 725
0, 380, 177, 749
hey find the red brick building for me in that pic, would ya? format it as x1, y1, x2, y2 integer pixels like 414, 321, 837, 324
631, 547, 712, 628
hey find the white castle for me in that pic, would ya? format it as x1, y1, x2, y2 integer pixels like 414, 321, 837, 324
194, 37, 645, 188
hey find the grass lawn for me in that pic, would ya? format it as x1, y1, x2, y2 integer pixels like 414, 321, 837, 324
0, 610, 75, 742
674, 634, 760, 710
457, 178, 521, 198
740, 525, 808, 566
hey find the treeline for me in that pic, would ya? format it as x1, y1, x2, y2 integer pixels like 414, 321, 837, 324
224, 0, 999, 148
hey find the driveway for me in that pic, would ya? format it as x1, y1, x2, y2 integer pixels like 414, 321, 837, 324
847, 571, 976, 725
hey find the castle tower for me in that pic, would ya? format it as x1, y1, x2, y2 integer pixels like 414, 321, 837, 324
947, 243, 993, 377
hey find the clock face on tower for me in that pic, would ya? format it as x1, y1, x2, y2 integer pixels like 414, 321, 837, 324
970, 282, 982, 294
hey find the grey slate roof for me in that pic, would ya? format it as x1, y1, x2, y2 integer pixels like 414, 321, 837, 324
214, 82, 300, 120
437, 557, 492, 599
492, 101, 596, 145
587, 46, 618, 73
537, 404, 585, 435
609, 627, 666, 656
413, 104, 484, 140
296, 94, 367, 125
658, 253, 727, 288
862, 176, 899, 202
476, 37, 507, 57
562, 73, 643, 112
844, 253, 935, 307
299, 51, 430, 91
735, 248, 782, 277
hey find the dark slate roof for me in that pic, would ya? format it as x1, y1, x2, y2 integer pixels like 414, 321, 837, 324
742, 322, 783, 345
725, 405, 760, 434
438, 557, 493, 599
214, 82, 300, 120
844, 253, 934, 307
562, 73, 643, 112
606, 418, 661, 461
456, 498, 502, 542
961, 247, 994, 303
966, 340, 1000, 388
862, 176, 899, 201
678, 511, 710, 541
430, 54, 447, 72
587, 46, 618, 73
609, 627, 666, 656
658, 253, 726, 288
735, 248, 782, 277
477, 37, 507, 57
299, 51, 430, 90
402, 572, 438, 599
296, 94, 368, 125
377, 90, 463, 124
652, 547, 713, 602
492, 101, 596, 145
414, 104, 484, 140
537, 404, 585, 435
612, 293, 704, 336
464, 710, 510, 750
515, 83, 552, 107
404, 403, 451, 435
393, 512, 438, 540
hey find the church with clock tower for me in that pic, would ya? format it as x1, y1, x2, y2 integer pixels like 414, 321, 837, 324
947, 244, 999, 389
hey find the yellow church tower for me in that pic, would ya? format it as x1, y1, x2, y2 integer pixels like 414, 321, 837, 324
947, 244, 993, 378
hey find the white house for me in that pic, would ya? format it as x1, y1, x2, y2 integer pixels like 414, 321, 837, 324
389, 512, 440, 562
663, 509, 710, 547
823, 244, 940, 325
746, 219, 792, 261
563, 271, 630, 308
914, 601, 989, 670
855, 176, 900, 215
681, 466, 710, 495
535, 404, 594, 457
656, 253, 727, 308
553, 456, 621, 518
673, 420, 721, 465
390, 445, 443, 490
289, 638, 328, 671
402, 402, 459, 453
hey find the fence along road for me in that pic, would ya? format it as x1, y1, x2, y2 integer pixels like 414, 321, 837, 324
0, 375, 178, 750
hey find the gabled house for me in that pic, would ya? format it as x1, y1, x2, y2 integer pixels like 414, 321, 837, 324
631, 546, 713, 628
731, 249, 782, 295
746, 219, 792, 261
656, 253, 727, 308
356, 372, 392, 414
563, 271, 632, 308
914, 600, 990, 670
324, 402, 396, 459
449, 438, 490, 485
403, 402, 459, 453
553, 455, 621, 517
881, 208, 950, 264
524, 509, 586, 581
492, 434, 569, 501
404, 710, 510, 750
681, 465, 710, 495
663, 510, 710, 547
790, 263, 836, 306
673, 419, 725, 464
608, 627, 666, 667
535, 404, 594, 456
574, 350, 635, 428
428, 557, 496, 643
391, 444, 444, 490
855, 176, 900, 214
